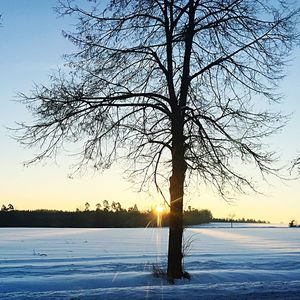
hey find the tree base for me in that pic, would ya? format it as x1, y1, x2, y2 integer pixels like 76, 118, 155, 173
152, 264, 191, 284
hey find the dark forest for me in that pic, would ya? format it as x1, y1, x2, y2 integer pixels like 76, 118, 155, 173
0, 202, 265, 227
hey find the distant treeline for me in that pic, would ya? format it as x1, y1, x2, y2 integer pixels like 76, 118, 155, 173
0, 203, 213, 228
0, 202, 267, 227
213, 217, 267, 224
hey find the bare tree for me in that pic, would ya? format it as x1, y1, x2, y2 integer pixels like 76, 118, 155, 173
1, 205, 7, 212
102, 200, 110, 212
95, 203, 102, 211
7, 204, 14, 211
16, 0, 299, 279
84, 202, 90, 211
111, 201, 122, 212
228, 213, 236, 228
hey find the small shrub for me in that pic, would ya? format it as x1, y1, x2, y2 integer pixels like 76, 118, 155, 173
151, 264, 166, 278
151, 264, 191, 283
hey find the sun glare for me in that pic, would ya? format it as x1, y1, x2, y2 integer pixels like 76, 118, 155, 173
156, 205, 164, 214
155, 205, 164, 227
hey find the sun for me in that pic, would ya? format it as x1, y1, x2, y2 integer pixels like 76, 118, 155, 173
155, 205, 164, 214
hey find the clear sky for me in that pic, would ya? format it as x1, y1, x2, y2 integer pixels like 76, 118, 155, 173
0, 0, 299, 224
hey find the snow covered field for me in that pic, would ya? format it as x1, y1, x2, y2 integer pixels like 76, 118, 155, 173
1, 224, 300, 299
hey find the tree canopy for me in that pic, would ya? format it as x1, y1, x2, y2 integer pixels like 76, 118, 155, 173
19, 0, 298, 194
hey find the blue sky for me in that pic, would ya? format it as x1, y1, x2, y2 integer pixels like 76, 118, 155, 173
0, 1, 299, 223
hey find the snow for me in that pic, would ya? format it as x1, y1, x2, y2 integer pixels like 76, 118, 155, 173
1, 224, 300, 299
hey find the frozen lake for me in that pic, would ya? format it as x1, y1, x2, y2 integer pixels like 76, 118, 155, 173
1, 224, 300, 299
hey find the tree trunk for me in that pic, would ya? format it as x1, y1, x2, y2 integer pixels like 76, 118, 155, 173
167, 123, 187, 279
